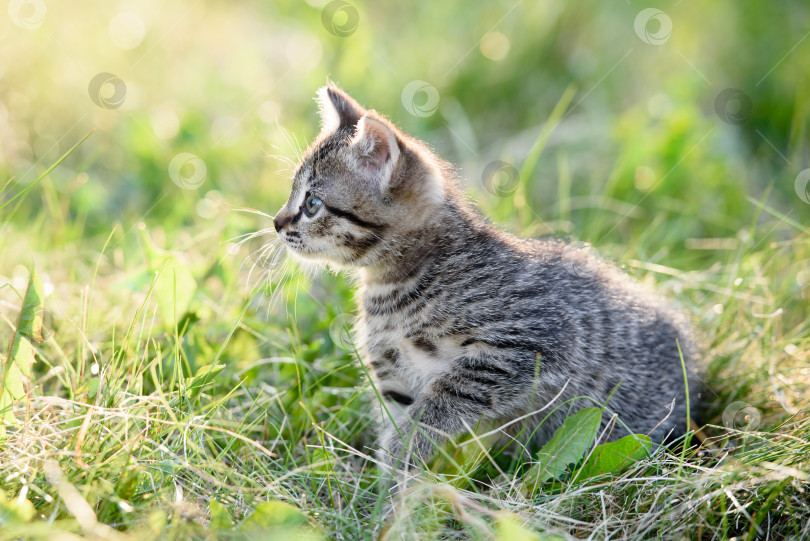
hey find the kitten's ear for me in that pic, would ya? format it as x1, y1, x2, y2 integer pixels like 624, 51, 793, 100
315, 85, 364, 133
350, 114, 401, 189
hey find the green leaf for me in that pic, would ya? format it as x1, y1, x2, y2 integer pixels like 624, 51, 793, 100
523, 407, 602, 491
238, 501, 321, 539
16, 267, 45, 343
0, 492, 35, 525
1, 268, 45, 427
495, 512, 566, 541
574, 434, 652, 480
495, 512, 540, 541
208, 499, 233, 531
4, 338, 33, 399
186, 363, 226, 400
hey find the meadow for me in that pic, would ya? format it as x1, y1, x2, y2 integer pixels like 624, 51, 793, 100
1, 0, 809, 539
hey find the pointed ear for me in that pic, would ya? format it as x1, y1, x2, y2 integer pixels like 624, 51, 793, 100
350, 114, 401, 189
315, 85, 364, 134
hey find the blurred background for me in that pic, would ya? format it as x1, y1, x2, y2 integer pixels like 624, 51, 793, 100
2, 0, 808, 247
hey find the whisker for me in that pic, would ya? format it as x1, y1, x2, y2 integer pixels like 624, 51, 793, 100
246, 241, 284, 292
276, 120, 303, 163
231, 207, 276, 219
266, 257, 296, 317
227, 228, 276, 247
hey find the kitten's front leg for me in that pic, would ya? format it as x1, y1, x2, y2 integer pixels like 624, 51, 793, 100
376, 397, 420, 496
381, 356, 528, 469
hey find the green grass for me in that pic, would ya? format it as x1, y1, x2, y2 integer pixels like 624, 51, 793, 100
2, 0, 810, 538
2, 135, 808, 540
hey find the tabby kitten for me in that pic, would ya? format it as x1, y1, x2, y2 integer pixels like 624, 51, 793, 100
273, 85, 700, 470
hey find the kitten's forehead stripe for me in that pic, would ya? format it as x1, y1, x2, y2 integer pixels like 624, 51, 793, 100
312, 130, 350, 167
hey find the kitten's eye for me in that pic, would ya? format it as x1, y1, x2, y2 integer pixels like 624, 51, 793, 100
304, 194, 323, 217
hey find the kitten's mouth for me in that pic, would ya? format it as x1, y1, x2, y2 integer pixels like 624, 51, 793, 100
280, 237, 318, 257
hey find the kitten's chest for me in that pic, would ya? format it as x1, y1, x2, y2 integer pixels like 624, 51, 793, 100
358, 315, 453, 385
355, 284, 456, 387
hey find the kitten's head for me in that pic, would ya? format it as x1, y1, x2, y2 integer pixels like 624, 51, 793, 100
273, 86, 445, 268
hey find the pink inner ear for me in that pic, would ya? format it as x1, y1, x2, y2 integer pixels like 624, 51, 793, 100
372, 148, 391, 169
358, 120, 394, 171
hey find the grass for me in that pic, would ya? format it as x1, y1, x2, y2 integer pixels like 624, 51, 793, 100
2, 0, 810, 538
1, 129, 808, 539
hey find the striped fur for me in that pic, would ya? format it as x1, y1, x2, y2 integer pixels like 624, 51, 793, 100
273, 86, 701, 470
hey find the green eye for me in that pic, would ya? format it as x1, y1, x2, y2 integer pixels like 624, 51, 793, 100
304, 193, 323, 216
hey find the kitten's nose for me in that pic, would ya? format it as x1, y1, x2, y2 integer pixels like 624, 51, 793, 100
273, 211, 294, 232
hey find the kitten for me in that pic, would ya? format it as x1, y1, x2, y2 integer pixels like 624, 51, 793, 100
273, 85, 700, 471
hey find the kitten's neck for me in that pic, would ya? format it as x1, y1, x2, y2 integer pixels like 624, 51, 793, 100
359, 194, 485, 285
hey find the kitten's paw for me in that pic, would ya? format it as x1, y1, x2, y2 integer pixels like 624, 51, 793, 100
380, 432, 410, 469
380, 425, 438, 473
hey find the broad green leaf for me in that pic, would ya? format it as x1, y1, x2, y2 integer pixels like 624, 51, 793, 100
208, 499, 233, 531
16, 267, 44, 343
1, 268, 44, 427
4, 338, 33, 399
575, 434, 652, 480
524, 407, 602, 491
495, 512, 566, 541
239, 501, 321, 539
495, 512, 540, 541
0, 492, 35, 525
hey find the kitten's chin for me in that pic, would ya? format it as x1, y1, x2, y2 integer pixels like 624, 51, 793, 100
284, 245, 355, 270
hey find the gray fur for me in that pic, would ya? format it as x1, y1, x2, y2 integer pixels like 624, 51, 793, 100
273, 86, 700, 470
